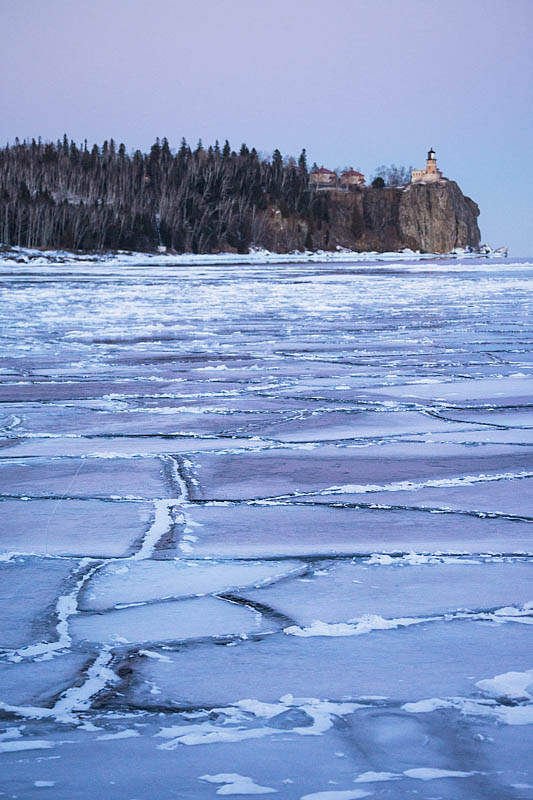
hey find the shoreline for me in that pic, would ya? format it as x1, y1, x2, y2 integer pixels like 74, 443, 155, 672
0, 245, 507, 267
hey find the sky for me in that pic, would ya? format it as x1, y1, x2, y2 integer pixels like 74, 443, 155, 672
1, 0, 531, 254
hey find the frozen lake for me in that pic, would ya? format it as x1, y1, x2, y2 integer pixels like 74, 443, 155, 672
0, 255, 532, 799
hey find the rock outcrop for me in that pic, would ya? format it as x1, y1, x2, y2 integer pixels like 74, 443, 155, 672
268, 180, 481, 254
396, 181, 481, 253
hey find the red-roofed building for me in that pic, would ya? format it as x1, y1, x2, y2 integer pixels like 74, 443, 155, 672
309, 166, 337, 187
340, 169, 365, 188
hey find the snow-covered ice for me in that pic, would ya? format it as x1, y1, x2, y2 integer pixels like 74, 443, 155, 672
476, 669, 533, 701
1, 254, 532, 797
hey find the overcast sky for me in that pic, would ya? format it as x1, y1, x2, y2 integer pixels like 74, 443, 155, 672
1, 0, 531, 253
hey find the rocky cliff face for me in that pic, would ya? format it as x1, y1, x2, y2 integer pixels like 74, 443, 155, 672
267, 180, 481, 254
396, 181, 481, 253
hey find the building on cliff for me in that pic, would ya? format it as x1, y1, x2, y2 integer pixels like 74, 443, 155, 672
411, 148, 444, 183
309, 167, 365, 190
340, 169, 365, 188
309, 167, 337, 187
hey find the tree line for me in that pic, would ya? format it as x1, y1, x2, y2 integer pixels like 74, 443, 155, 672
0, 136, 339, 252
0, 136, 414, 253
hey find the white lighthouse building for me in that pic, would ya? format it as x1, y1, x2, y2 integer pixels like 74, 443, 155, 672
411, 148, 444, 183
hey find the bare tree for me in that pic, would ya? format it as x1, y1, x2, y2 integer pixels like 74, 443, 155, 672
372, 164, 413, 187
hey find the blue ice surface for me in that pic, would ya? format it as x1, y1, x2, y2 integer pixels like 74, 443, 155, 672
0, 255, 532, 798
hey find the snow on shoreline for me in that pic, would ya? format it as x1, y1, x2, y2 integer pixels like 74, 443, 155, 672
0, 244, 505, 268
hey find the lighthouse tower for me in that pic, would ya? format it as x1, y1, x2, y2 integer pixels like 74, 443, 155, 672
411, 148, 444, 183
425, 148, 438, 175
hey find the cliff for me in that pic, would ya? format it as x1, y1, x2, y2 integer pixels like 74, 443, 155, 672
397, 181, 481, 252
266, 181, 481, 254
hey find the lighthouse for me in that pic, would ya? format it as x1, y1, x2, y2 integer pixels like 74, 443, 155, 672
411, 148, 444, 183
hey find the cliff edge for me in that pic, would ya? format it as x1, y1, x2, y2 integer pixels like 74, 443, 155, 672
269, 180, 481, 254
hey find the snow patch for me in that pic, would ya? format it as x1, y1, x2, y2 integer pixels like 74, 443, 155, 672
199, 773, 277, 794
476, 669, 533, 701
0, 739, 54, 753
354, 772, 401, 782
139, 649, 172, 662
403, 768, 474, 781
157, 696, 361, 748
284, 615, 431, 638
96, 729, 140, 740
312, 471, 533, 498
300, 792, 371, 800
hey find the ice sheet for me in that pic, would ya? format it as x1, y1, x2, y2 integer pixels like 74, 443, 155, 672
70, 596, 267, 645
0, 716, 388, 799
1, 256, 533, 794
238, 561, 533, 625
330, 474, 533, 517
0, 499, 153, 556
79, 559, 305, 611
0, 556, 76, 648
187, 448, 533, 501
120, 620, 532, 708
0, 653, 90, 707
0, 456, 167, 499
180, 504, 533, 557
244, 410, 475, 443
359, 375, 533, 406
0, 435, 269, 458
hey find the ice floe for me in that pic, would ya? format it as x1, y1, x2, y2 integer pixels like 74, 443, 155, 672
199, 773, 277, 794
80, 559, 305, 611
476, 669, 533, 701
300, 791, 371, 800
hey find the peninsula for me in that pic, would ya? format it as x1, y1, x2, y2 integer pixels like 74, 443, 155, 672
0, 139, 480, 255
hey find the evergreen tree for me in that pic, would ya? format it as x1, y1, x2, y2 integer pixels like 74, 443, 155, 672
298, 148, 308, 175
0, 134, 367, 254
272, 149, 283, 171
178, 137, 189, 159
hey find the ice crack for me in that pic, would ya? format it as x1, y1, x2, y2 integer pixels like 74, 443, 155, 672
129, 499, 176, 561
3, 559, 101, 662
0, 647, 119, 727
